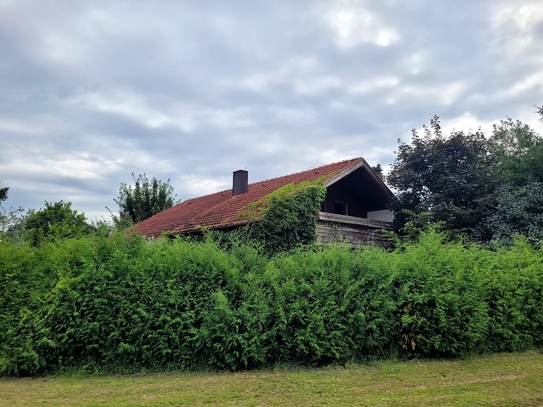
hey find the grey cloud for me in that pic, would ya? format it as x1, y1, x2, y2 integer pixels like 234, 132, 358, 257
1, 0, 542, 220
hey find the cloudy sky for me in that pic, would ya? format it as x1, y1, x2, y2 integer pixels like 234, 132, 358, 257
1, 0, 542, 221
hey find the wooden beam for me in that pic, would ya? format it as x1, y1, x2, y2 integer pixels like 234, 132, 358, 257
317, 212, 396, 230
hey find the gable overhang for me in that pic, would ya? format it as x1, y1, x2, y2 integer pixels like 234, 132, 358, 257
323, 157, 394, 205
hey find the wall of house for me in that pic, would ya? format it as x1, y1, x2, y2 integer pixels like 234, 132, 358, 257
316, 221, 394, 248
316, 212, 395, 248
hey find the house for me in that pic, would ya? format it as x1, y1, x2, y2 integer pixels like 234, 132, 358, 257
134, 157, 396, 247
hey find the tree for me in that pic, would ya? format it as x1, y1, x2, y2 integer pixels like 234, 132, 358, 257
388, 116, 497, 236
389, 114, 543, 244
0, 182, 8, 203
488, 118, 543, 185
371, 164, 384, 179
484, 181, 543, 245
0, 206, 28, 243
482, 117, 543, 244
0, 182, 28, 243
109, 173, 177, 229
24, 201, 91, 246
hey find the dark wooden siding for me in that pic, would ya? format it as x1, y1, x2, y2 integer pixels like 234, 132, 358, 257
323, 181, 367, 217
316, 212, 395, 248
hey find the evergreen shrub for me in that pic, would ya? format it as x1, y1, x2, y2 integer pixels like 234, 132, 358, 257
1, 230, 542, 376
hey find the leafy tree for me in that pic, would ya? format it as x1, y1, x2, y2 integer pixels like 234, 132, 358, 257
489, 118, 543, 185
372, 164, 384, 179
0, 182, 28, 243
109, 173, 177, 229
484, 181, 543, 246
388, 116, 496, 236
0, 183, 7, 203
24, 201, 92, 246
482, 118, 543, 244
536, 104, 543, 122
0, 206, 28, 243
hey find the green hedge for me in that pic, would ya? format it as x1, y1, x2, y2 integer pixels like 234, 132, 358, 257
1, 231, 542, 376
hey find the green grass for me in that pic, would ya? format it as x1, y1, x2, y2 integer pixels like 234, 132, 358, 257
1, 352, 542, 406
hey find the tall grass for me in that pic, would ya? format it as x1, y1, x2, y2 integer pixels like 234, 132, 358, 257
1, 230, 542, 376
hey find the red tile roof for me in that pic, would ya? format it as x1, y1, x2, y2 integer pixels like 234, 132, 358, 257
134, 157, 365, 238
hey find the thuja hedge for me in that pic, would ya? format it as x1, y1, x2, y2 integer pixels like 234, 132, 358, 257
1, 231, 542, 376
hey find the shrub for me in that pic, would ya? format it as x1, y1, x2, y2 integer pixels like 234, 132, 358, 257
1, 230, 542, 376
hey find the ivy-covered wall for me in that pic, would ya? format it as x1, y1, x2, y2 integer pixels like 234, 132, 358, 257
245, 182, 327, 256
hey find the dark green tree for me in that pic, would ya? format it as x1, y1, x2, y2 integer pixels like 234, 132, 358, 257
371, 164, 384, 179
388, 116, 497, 236
24, 201, 92, 246
109, 173, 177, 229
0, 182, 8, 203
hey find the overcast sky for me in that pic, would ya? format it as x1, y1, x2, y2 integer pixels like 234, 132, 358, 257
1, 0, 542, 221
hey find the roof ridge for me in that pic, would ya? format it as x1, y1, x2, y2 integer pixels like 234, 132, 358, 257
255, 157, 362, 183
177, 157, 362, 204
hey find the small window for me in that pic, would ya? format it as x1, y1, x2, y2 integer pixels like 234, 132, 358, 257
334, 201, 347, 215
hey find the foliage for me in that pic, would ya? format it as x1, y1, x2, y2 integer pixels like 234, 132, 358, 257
238, 179, 327, 221
245, 182, 327, 256
388, 115, 543, 245
483, 240, 543, 352
388, 116, 496, 236
483, 181, 543, 246
0, 206, 28, 243
211, 180, 327, 257
1, 230, 542, 376
0, 182, 7, 202
371, 164, 384, 179
109, 173, 177, 229
392, 230, 489, 356
0, 183, 29, 243
489, 117, 543, 185
24, 201, 92, 246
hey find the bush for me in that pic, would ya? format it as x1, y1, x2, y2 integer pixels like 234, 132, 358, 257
1, 230, 542, 376
391, 232, 489, 357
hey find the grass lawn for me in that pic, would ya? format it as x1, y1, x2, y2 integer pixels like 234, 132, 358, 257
1, 351, 542, 406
